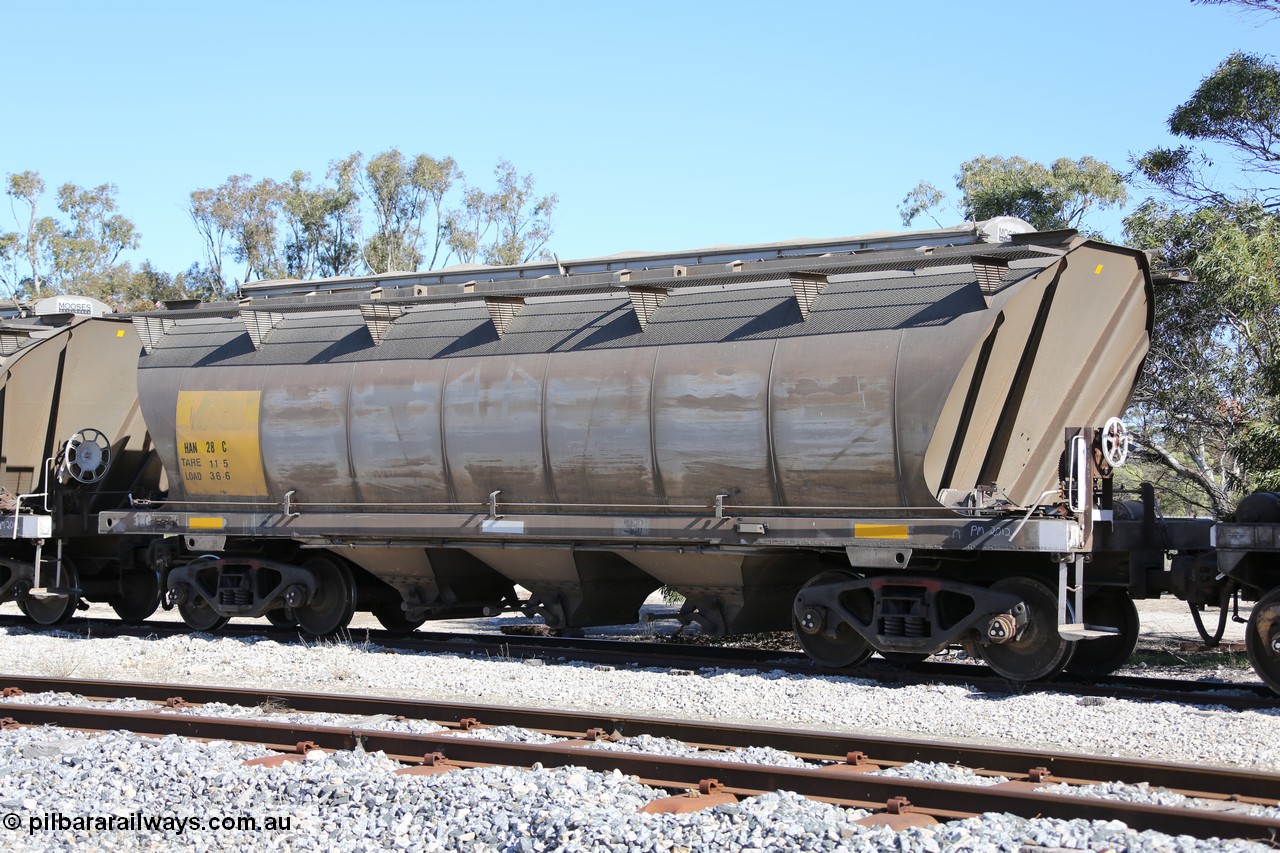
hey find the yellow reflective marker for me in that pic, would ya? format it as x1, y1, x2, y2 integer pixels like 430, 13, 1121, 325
1095, 264, 1104, 274
854, 523, 910, 540
189, 517, 226, 530
116, 329, 126, 337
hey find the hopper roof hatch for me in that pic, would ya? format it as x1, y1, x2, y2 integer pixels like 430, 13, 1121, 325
626, 286, 669, 331
240, 310, 286, 350
360, 303, 407, 346
789, 272, 829, 320
484, 296, 526, 338
132, 316, 177, 355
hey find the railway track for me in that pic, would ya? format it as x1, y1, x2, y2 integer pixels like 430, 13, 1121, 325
0, 675, 1275, 842
2, 614, 1274, 711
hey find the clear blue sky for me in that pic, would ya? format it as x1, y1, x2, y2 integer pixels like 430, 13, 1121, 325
3, 1, 1277, 275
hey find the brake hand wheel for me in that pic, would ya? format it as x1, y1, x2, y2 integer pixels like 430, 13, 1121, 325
62, 428, 113, 484
1100, 417, 1130, 468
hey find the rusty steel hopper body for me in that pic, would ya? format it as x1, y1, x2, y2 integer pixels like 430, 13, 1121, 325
111, 225, 1152, 631
0, 302, 163, 623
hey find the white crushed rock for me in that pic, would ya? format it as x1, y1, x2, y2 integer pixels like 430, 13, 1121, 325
0, 727, 1266, 852
1042, 780, 1280, 820
0, 627, 1275, 774
449, 725, 560, 745
869, 762, 1010, 787
0, 596, 1273, 849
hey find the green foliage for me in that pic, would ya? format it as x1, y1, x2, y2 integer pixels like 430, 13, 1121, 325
111, 262, 197, 311
3, 171, 49, 294
1135, 52, 1280, 210
900, 155, 1127, 233
443, 186, 489, 265
959, 156, 1127, 231
357, 148, 460, 274
1, 172, 142, 306
187, 185, 234, 296
187, 174, 292, 295
442, 160, 558, 267
221, 176, 280, 282
283, 167, 361, 280
1125, 48, 1280, 514
897, 181, 946, 228
362, 231, 422, 275
1240, 421, 1280, 490
188, 150, 558, 285
51, 183, 139, 281
479, 159, 558, 266
3, 150, 560, 309
0, 232, 20, 297
1168, 51, 1280, 146
1124, 200, 1280, 514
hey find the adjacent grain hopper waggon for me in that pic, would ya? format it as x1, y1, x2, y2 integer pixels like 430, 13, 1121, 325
1210, 493, 1280, 693
0, 296, 163, 624
99, 218, 1162, 682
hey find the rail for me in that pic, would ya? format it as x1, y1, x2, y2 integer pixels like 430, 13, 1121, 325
0, 676, 1274, 841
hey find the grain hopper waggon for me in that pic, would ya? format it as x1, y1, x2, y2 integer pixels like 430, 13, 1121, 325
92, 218, 1161, 682
0, 296, 162, 625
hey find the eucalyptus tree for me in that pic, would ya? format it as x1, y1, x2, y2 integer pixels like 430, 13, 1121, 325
357, 149, 461, 274
188, 174, 287, 293
482, 159, 558, 265
282, 166, 361, 280
190, 151, 559, 284
443, 160, 557, 267
1, 171, 139, 304
899, 155, 1127, 233
49, 182, 138, 288
1125, 50, 1280, 512
3, 171, 49, 294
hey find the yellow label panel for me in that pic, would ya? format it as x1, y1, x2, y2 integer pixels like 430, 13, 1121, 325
189, 516, 226, 530
854, 523, 910, 540
175, 390, 269, 497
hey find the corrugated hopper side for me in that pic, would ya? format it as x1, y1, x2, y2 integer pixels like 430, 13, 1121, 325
136, 231, 1151, 518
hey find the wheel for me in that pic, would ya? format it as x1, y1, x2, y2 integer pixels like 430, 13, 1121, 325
178, 597, 229, 632
265, 608, 298, 628
792, 571, 874, 668
1064, 589, 1140, 678
110, 568, 162, 624
372, 601, 427, 634
294, 556, 356, 636
1245, 586, 1280, 695
18, 560, 80, 626
978, 576, 1076, 682
879, 651, 931, 667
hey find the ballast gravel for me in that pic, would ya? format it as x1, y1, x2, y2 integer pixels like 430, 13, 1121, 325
2, 626, 1266, 771
0, 613, 1273, 849
0, 727, 1268, 852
